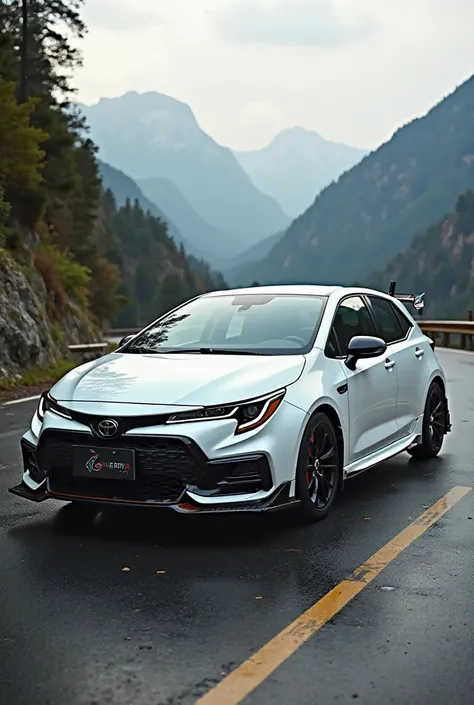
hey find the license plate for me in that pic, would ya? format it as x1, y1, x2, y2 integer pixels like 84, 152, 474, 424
72, 446, 136, 481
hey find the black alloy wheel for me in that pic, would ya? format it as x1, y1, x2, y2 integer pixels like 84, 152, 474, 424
295, 411, 341, 522
407, 381, 447, 459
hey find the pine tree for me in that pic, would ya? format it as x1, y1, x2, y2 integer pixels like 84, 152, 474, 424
0, 0, 86, 102
0, 79, 46, 189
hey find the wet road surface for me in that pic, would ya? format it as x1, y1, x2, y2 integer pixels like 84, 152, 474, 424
1, 349, 473, 705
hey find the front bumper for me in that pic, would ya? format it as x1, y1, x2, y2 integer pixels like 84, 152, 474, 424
11, 418, 303, 514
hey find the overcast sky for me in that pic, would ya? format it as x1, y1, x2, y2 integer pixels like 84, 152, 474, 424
76, 0, 474, 151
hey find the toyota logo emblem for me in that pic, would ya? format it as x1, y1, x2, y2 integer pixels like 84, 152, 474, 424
97, 419, 119, 438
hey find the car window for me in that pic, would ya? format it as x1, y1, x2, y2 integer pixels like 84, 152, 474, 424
368, 296, 406, 344
124, 293, 327, 356
393, 305, 412, 337
325, 328, 341, 358
331, 296, 377, 355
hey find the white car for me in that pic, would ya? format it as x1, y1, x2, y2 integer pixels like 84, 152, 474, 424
10, 283, 451, 522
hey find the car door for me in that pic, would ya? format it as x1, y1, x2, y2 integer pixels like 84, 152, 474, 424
329, 295, 399, 463
366, 295, 429, 439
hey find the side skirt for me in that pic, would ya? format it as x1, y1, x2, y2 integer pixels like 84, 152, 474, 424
342, 431, 422, 480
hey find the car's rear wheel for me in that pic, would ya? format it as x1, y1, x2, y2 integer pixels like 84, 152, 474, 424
295, 411, 341, 522
407, 381, 447, 459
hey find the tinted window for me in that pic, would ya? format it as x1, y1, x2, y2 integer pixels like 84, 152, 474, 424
325, 329, 341, 358
368, 296, 406, 343
332, 296, 377, 355
124, 293, 327, 355
393, 305, 412, 337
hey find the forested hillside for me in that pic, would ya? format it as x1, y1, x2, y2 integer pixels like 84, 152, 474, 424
97, 160, 188, 248
105, 191, 226, 327
366, 191, 474, 319
0, 0, 225, 379
247, 74, 474, 287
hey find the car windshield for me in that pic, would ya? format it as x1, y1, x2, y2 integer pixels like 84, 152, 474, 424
124, 293, 327, 356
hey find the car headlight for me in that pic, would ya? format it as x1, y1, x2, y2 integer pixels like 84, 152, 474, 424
37, 391, 72, 422
166, 389, 286, 435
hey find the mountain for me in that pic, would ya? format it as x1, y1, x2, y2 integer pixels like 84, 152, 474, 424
78, 92, 291, 252
235, 127, 367, 217
97, 160, 188, 248
244, 74, 474, 287
365, 191, 474, 320
223, 230, 285, 285
137, 176, 234, 261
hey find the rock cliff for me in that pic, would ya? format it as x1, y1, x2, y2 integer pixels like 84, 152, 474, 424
0, 249, 98, 381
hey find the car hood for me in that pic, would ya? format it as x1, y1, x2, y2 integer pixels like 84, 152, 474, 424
50, 352, 306, 407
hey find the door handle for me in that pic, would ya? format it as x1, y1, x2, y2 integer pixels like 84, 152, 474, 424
385, 359, 396, 370
415, 348, 424, 358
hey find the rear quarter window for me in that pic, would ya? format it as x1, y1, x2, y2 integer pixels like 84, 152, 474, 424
368, 296, 410, 344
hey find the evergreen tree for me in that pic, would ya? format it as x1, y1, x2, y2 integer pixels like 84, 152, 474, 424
0, 0, 226, 335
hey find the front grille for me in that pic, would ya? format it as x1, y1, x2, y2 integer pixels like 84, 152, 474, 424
37, 431, 202, 503
68, 410, 171, 436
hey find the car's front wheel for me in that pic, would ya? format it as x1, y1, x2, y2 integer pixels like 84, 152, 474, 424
407, 381, 447, 459
294, 411, 341, 523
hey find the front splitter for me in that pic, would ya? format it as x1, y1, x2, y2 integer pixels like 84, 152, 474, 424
9, 480, 299, 514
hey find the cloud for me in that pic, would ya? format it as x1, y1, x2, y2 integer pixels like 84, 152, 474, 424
210, 0, 375, 48
75, 0, 474, 154
82, 0, 163, 32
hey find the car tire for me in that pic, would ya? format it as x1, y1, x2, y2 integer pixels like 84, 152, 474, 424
294, 411, 341, 523
407, 381, 447, 459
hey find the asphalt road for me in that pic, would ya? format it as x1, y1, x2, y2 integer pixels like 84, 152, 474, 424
1, 348, 473, 705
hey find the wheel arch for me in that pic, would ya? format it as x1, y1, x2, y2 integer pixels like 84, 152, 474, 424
428, 374, 451, 434
311, 403, 345, 491
431, 374, 446, 397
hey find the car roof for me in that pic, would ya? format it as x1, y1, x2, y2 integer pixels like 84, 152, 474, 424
201, 284, 395, 299
202, 284, 344, 297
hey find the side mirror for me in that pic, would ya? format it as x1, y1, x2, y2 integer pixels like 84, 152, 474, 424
345, 335, 387, 371
118, 334, 134, 348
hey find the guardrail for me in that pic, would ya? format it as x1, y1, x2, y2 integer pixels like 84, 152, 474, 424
106, 328, 141, 337
419, 320, 474, 351
68, 343, 109, 361
106, 320, 474, 352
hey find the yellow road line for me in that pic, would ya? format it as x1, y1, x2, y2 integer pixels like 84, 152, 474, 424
196, 485, 472, 705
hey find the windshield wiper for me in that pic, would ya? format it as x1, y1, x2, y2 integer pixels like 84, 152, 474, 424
122, 347, 164, 354
128, 347, 268, 356
195, 348, 267, 355
164, 347, 269, 355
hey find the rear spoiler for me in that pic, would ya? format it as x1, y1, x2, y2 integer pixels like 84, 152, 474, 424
388, 280, 425, 315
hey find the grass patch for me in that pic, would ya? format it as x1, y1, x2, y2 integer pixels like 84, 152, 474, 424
0, 247, 19, 270
8, 307, 21, 322
0, 358, 77, 391
50, 321, 63, 343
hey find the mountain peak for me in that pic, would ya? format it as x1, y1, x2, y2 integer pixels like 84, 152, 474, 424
268, 126, 325, 147
79, 91, 290, 254
234, 127, 367, 217
86, 90, 196, 121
